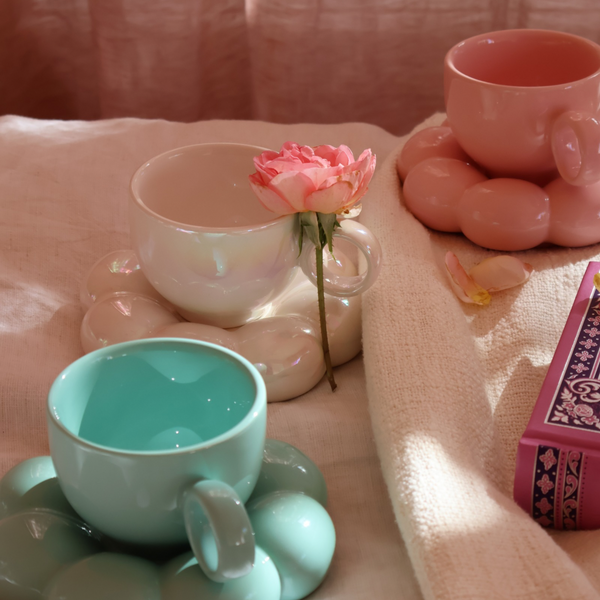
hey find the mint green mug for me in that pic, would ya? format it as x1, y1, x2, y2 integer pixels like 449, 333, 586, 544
47, 338, 267, 582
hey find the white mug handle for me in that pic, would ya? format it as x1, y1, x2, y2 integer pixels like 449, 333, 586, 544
299, 219, 382, 297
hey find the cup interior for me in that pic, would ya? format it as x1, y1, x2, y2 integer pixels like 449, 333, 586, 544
49, 340, 261, 453
131, 143, 279, 229
448, 30, 600, 87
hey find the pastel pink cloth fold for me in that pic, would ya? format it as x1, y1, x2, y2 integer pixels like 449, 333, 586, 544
3, 0, 600, 134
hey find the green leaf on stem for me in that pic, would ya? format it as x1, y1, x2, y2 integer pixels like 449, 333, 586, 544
297, 214, 304, 256
317, 212, 340, 254
299, 211, 321, 249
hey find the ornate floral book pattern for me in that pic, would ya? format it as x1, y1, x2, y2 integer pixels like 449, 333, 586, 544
531, 445, 584, 529
545, 285, 600, 432
515, 263, 600, 530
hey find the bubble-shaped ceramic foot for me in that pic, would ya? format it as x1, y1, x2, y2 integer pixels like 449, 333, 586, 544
0, 439, 335, 600
160, 548, 281, 600
0, 456, 79, 520
398, 126, 600, 250
45, 553, 162, 600
0, 510, 103, 599
397, 126, 471, 181
80, 249, 362, 402
249, 439, 328, 506
247, 492, 335, 600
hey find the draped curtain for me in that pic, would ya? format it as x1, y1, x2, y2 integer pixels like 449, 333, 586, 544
1, 0, 600, 136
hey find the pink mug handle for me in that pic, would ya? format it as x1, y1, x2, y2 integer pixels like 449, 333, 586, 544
551, 111, 600, 186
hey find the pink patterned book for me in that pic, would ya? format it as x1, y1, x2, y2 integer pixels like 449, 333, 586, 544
514, 261, 600, 530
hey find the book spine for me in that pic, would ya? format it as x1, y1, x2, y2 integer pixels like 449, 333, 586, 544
515, 438, 600, 530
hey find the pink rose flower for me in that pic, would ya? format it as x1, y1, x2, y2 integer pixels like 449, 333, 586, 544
249, 141, 376, 215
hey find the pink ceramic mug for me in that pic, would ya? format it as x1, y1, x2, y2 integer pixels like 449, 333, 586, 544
445, 29, 600, 186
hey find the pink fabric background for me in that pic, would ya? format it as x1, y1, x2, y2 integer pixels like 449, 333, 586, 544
2, 0, 600, 135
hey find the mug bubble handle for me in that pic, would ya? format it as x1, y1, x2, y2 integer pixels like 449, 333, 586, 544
298, 218, 382, 297
183, 479, 255, 583
551, 111, 600, 186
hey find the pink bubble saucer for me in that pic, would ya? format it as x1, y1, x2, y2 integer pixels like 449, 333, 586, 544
397, 125, 600, 251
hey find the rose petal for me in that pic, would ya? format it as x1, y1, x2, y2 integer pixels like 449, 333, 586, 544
300, 145, 315, 159
269, 162, 334, 178
248, 179, 297, 215
319, 171, 361, 194
254, 150, 280, 167
267, 156, 304, 174
349, 152, 376, 202
444, 251, 491, 305
469, 256, 533, 292
344, 149, 373, 175
268, 171, 317, 211
253, 162, 277, 184
314, 172, 363, 213
314, 144, 354, 167
304, 180, 355, 214
312, 144, 338, 163
281, 141, 300, 153
304, 165, 345, 189
277, 143, 331, 168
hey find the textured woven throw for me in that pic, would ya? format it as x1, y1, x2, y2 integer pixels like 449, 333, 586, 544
361, 114, 600, 600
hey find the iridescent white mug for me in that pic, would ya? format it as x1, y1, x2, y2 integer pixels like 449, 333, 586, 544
129, 143, 381, 329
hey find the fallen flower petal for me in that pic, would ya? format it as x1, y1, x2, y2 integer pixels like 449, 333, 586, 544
444, 251, 491, 305
469, 255, 533, 292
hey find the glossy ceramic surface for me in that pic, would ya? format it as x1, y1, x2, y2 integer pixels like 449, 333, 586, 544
398, 125, 600, 250
129, 143, 381, 328
403, 157, 487, 232
459, 179, 550, 251
45, 553, 161, 600
248, 439, 328, 506
545, 177, 600, 247
0, 439, 334, 600
80, 249, 174, 310
47, 338, 267, 582
445, 29, 600, 184
80, 248, 362, 402
247, 492, 336, 600
0, 510, 103, 599
0, 456, 79, 520
81, 293, 182, 350
298, 219, 381, 298
160, 548, 281, 600
396, 125, 471, 181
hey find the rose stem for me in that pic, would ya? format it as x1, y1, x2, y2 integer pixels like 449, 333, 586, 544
316, 242, 337, 391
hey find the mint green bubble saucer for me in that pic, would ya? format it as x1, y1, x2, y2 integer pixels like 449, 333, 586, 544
0, 440, 335, 600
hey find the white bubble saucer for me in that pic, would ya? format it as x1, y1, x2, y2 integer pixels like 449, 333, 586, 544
79, 249, 362, 402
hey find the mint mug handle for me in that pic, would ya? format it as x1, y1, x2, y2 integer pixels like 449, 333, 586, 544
183, 480, 255, 582
298, 218, 382, 297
